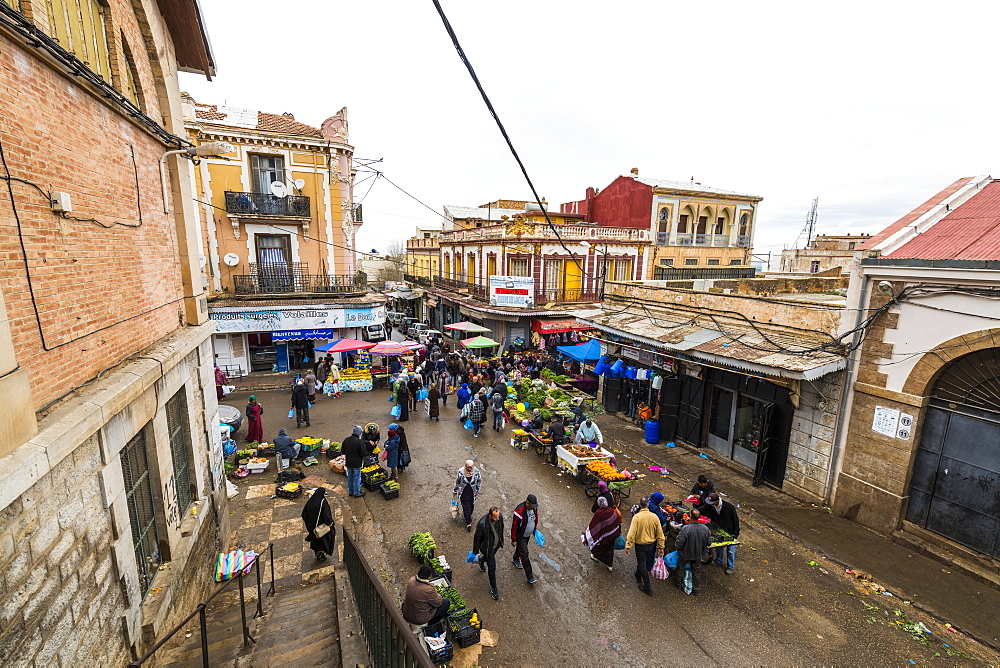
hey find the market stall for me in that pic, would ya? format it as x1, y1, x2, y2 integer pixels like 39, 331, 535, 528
556, 443, 614, 479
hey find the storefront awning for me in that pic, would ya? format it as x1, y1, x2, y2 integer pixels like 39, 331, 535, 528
272, 328, 334, 341
531, 318, 590, 334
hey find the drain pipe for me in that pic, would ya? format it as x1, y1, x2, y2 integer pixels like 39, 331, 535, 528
825, 271, 870, 506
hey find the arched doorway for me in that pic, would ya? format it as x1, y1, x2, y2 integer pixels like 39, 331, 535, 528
906, 347, 1000, 557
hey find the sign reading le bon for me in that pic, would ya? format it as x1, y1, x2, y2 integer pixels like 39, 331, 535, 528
209, 305, 386, 333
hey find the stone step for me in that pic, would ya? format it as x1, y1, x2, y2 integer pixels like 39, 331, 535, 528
239, 578, 340, 667
153, 603, 258, 667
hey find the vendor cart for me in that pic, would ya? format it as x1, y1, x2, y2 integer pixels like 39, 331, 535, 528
556, 444, 614, 480
525, 429, 551, 456
583, 477, 633, 505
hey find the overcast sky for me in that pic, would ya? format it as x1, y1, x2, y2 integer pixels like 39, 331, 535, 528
180, 1, 1000, 266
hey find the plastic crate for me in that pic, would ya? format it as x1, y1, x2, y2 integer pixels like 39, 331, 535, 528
423, 634, 452, 665
275, 484, 302, 499
448, 608, 481, 648
363, 479, 382, 492
380, 483, 400, 500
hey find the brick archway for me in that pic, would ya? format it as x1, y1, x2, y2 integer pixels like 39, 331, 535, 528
901, 328, 1000, 397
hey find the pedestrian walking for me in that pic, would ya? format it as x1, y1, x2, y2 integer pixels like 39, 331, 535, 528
291, 379, 310, 428
427, 384, 441, 421
244, 395, 264, 443
396, 424, 411, 472
510, 494, 540, 584
624, 502, 665, 595
407, 374, 422, 411
490, 391, 505, 431
343, 425, 366, 497
328, 363, 341, 397
473, 506, 505, 601
384, 424, 401, 480
453, 460, 482, 531
396, 382, 410, 422
583, 496, 621, 571
436, 371, 451, 407
214, 366, 227, 401
468, 394, 485, 437
591, 480, 615, 513
304, 370, 318, 403
674, 509, 711, 595
700, 492, 740, 574
301, 487, 335, 561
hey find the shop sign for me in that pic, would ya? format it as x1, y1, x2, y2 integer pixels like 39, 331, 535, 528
346, 306, 385, 325
272, 328, 334, 341
489, 275, 534, 308
210, 305, 383, 333
622, 346, 673, 371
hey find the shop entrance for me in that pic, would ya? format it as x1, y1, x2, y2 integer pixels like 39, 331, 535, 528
247, 332, 276, 372
906, 347, 1000, 558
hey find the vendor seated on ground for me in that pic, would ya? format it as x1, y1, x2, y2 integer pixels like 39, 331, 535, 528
401, 565, 449, 628
529, 408, 545, 430
273, 428, 299, 461
689, 475, 715, 506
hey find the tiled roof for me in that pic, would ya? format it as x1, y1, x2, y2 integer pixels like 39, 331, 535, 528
859, 177, 974, 250
885, 179, 1000, 261
580, 311, 845, 380
631, 175, 762, 199
194, 104, 323, 138
444, 205, 525, 221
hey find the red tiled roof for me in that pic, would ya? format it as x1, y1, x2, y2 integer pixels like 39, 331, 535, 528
193, 104, 322, 137
859, 177, 973, 250
885, 179, 1000, 260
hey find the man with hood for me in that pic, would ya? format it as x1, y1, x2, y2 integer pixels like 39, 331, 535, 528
273, 428, 299, 462
291, 379, 310, 428
510, 494, 540, 585
343, 425, 367, 497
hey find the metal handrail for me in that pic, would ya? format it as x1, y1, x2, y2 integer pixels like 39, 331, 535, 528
128, 543, 276, 667
342, 527, 433, 667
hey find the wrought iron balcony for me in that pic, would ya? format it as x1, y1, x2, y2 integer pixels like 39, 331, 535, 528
403, 273, 432, 287
737, 235, 751, 247
233, 263, 366, 295
534, 288, 601, 305
224, 191, 311, 218
432, 276, 486, 299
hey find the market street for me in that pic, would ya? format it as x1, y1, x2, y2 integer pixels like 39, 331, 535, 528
221, 385, 998, 666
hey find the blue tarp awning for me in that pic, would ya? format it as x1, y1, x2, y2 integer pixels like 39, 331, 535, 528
556, 339, 601, 363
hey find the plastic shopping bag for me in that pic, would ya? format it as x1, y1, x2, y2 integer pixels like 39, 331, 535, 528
450, 499, 460, 519
463, 418, 474, 430
664, 550, 679, 569
651, 558, 669, 580
614, 535, 626, 550
683, 563, 694, 595
534, 529, 545, 547
287, 408, 295, 419
390, 404, 401, 418
465, 551, 480, 564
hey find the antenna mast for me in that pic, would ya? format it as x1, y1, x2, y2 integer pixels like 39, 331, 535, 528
793, 197, 819, 249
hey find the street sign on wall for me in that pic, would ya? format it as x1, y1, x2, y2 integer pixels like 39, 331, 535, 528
489, 275, 534, 308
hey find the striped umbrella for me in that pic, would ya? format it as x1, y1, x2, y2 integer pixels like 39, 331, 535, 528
368, 341, 412, 355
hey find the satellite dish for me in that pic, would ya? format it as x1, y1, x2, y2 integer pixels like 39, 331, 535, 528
293, 178, 305, 189
223, 252, 240, 266
270, 181, 288, 197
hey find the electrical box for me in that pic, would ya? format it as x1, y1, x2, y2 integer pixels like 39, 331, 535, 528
49, 191, 73, 213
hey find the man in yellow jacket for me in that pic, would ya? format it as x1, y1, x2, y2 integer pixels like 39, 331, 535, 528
624, 505, 665, 595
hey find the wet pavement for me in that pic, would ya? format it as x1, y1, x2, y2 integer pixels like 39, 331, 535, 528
219, 384, 1000, 666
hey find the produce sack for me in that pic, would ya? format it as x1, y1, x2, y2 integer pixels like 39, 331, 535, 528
651, 558, 669, 580
664, 551, 679, 569
534, 529, 545, 547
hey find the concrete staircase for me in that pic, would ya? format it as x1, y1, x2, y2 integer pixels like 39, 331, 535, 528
154, 576, 341, 667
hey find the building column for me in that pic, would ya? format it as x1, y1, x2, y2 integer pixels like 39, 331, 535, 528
0, 288, 38, 457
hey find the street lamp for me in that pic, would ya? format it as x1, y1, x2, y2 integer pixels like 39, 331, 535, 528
159, 141, 236, 213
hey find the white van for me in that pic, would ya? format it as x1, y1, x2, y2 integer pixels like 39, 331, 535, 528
407, 322, 430, 340
362, 323, 386, 342
387, 311, 406, 326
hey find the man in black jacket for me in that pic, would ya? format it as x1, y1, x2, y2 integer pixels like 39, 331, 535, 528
473, 506, 505, 601
689, 475, 715, 507
291, 379, 310, 427
343, 425, 367, 498
701, 492, 740, 574
544, 416, 566, 466
674, 509, 711, 595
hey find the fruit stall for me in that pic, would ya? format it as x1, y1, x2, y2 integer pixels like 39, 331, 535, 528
338, 367, 374, 392
555, 443, 615, 479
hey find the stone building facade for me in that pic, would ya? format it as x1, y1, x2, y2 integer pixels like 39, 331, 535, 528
0, 0, 227, 663
778, 234, 874, 274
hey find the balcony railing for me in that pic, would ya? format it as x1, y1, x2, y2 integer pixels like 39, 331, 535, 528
433, 275, 486, 299
225, 191, 311, 218
403, 273, 432, 287
657, 232, 668, 245
406, 238, 440, 249
234, 263, 366, 295
439, 224, 649, 244
676, 233, 694, 246
737, 235, 751, 247
535, 288, 601, 305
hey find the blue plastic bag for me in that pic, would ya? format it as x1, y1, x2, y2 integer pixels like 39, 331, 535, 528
465, 551, 479, 564
664, 550, 678, 569
614, 535, 626, 550
390, 404, 401, 418
287, 408, 295, 419
534, 529, 545, 547
463, 418, 474, 430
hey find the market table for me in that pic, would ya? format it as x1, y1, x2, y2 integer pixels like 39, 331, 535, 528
555, 443, 614, 480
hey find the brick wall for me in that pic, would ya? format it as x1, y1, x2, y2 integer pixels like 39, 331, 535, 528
0, 27, 186, 412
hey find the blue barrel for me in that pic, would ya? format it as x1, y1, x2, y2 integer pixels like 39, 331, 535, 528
625, 366, 637, 379
593, 356, 610, 375
610, 359, 624, 377
645, 419, 660, 444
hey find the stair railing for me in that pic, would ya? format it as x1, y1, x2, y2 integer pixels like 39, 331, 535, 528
128, 543, 276, 667
342, 527, 433, 667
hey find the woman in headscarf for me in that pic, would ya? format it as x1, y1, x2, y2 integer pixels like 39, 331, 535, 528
396, 381, 410, 422
245, 395, 264, 443
396, 424, 411, 472
301, 487, 335, 561
436, 370, 451, 407
363, 423, 380, 456
456, 383, 472, 411
591, 480, 615, 513
427, 383, 441, 421
453, 460, 483, 531
384, 424, 401, 480
214, 367, 228, 401
583, 496, 621, 571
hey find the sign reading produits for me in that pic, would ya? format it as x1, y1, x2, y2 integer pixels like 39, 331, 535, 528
489, 275, 534, 308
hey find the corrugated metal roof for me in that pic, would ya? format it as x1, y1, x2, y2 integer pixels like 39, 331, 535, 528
885, 180, 1000, 260
631, 175, 761, 199
860, 177, 973, 250
581, 311, 845, 379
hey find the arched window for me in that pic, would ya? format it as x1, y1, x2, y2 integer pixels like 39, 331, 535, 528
48, 0, 114, 82
739, 213, 749, 236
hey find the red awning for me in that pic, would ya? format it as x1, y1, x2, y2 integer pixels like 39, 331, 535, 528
531, 318, 590, 334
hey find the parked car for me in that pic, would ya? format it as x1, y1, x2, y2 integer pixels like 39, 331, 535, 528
218, 404, 243, 435
387, 311, 406, 326
406, 322, 429, 340
362, 323, 386, 342
418, 328, 442, 345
